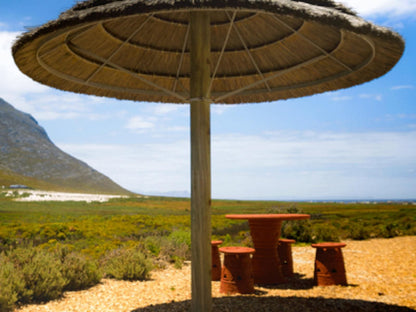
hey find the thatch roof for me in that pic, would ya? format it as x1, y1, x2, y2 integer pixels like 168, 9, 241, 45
12, 0, 404, 104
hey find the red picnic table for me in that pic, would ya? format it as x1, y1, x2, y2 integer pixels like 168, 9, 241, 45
226, 214, 310, 284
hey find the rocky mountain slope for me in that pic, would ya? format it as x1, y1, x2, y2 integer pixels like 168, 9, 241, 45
0, 98, 131, 195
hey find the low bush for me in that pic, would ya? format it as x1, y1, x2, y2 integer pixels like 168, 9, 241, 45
6, 247, 66, 303
381, 222, 401, 238
60, 251, 102, 291
168, 229, 191, 249
312, 224, 340, 242
17, 247, 66, 303
281, 220, 314, 243
348, 222, 371, 240
143, 231, 191, 268
279, 206, 315, 243
0, 245, 104, 311
144, 235, 162, 257
103, 247, 152, 281
165, 230, 191, 267
0, 255, 24, 312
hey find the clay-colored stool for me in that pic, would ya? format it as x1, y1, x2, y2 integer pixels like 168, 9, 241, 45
312, 242, 347, 286
211, 240, 223, 281
277, 238, 296, 277
219, 246, 255, 294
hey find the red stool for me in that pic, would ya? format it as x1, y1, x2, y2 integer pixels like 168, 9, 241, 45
277, 238, 296, 278
219, 246, 255, 294
312, 242, 347, 286
211, 240, 223, 281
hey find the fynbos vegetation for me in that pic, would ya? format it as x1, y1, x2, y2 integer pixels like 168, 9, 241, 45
0, 195, 415, 311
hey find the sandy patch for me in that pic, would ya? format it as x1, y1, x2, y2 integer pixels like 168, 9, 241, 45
4, 190, 131, 202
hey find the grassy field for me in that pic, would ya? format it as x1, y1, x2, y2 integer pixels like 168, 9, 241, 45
1, 194, 415, 256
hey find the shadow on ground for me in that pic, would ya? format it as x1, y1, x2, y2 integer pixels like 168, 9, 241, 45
257, 273, 359, 291
257, 273, 315, 290
131, 296, 414, 312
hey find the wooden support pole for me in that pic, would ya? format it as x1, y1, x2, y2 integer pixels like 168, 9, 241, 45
190, 11, 212, 312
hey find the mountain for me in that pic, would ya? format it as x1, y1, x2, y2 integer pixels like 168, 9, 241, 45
0, 98, 132, 195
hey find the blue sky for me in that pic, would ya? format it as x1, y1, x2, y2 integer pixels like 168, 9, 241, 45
0, 0, 415, 200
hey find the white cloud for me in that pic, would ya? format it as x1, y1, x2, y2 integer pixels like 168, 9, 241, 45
57, 130, 416, 199
331, 95, 353, 101
359, 94, 382, 101
125, 116, 156, 130
0, 31, 48, 98
213, 131, 416, 169
1, 30, 119, 122
341, 0, 416, 17
58, 141, 190, 194
152, 104, 182, 115
330, 92, 383, 102
391, 85, 414, 90
212, 105, 231, 115
211, 130, 416, 198
384, 113, 416, 123
8, 91, 118, 121
167, 126, 189, 132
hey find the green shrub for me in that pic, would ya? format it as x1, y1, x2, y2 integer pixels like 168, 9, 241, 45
220, 233, 232, 245
144, 236, 162, 257
213, 221, 248, 237
4, 247, 36, 303
313, 224, 340, 242
381, 222, 401, 238
278, 206, 315, 243
61, 252, 101, 291
349, 222, 371, 240
142, 232, 191, 267
166, 230, 191, 265
281, 220, 314, 243
239, 230, 253, 247
40, 224, 70, 242
0, 255, 25, 312
21, 249, 67, 302
163, 240, 189, 268
5, 246, 67, 303
0, 245, 103, 309
103, 247, 153, 281
168, 229, 191, 248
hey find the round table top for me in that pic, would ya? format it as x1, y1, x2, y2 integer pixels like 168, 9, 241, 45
311, 242, 347, 249
279, 238, 296, 244
219, 246, 255, 254
225, 214, 310, 221
211, 240, 223, 246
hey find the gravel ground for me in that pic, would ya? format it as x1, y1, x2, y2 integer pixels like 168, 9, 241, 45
16, 236, 416, 312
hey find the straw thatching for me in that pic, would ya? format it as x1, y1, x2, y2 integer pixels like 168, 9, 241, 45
13, 0, 404, 104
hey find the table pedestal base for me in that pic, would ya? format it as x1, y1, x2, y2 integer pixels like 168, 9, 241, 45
249, 219, 285, 284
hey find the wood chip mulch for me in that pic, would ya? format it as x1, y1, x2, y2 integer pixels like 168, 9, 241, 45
16, 236, 416, 312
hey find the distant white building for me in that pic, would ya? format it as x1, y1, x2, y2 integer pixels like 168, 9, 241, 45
9, 184, 30, 189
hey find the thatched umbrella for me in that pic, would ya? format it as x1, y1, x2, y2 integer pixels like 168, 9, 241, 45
12, 0, 404, 310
